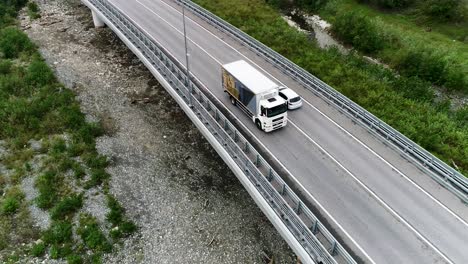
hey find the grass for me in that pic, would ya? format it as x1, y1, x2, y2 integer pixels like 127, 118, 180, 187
50, 193, 83, 220
77, 214, 112, 253
0, 1, 136, 262
106, 195, 137, 239
193, 0, 468, 175
27, 1, 41, 20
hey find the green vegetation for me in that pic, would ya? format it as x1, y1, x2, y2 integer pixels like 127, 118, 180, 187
27, 1, 41, 20
323, 1, 467, 92
30, 242, 46, 257
106, 195, 137, 239
78, 214, 112, 253
194, 0, 468, 175
333, 10, 384, 53
268, 0, 468, 92
0, 1, 136, 262
50, 193, 83, 220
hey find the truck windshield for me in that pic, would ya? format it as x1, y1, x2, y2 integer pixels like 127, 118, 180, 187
267, 104, 287, 117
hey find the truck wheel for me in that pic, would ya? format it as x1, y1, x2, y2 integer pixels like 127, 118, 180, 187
255, 120, 262, 130
230, 96, 236, 106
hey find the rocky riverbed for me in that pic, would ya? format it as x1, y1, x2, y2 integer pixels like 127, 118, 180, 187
19, 0, 296, 263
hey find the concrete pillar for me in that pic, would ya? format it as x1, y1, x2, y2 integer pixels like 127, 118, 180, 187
91, 10, 105, 28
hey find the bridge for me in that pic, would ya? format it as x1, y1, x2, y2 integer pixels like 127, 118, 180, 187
81, 0, 468, 263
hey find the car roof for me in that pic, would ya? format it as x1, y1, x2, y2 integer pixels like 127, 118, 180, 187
279, 87, 299, 98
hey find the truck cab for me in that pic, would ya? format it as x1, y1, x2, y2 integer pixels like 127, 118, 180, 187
257, 93, 288, 132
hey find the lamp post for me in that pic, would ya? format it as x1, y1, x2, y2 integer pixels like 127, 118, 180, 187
182, 3, 192, 107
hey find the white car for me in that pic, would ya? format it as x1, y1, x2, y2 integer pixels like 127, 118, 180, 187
278, 87, 302, 110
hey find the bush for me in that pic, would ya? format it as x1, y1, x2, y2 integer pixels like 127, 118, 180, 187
86, 168, 110, 188
422, 0, 465, 22
358, 0, 412, 9
396, 49, 446, 85
25, 58, 56, 86
455, 106, 468, 127
333, 10, 385, 53
43, 220, 73, 244
35, 170, 59, 209
78, 215, 112, 253
50, 194, 83, 220
30, 242, 46, 257
0, 27, 35, 59
1, 197, 20, 214
106, 195, 124, 225
110, 221, 137, 239
27, 2, 40, 19
0, 59, 13, 74
67, 254, 83, 264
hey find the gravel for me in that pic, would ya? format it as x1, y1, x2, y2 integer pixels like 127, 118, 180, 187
20, 0, 297, 263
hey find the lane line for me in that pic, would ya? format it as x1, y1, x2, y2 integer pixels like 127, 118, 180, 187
155, 0, 467, 226
288, 121, 455, 264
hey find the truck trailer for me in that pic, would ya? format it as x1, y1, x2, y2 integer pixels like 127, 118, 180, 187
222, 60, 288, 132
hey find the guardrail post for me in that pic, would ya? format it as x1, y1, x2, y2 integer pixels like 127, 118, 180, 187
330, 241, 337, 256
311, 220, 318, 234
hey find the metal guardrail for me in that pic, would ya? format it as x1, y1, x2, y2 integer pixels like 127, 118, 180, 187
86, 0, 357, 263
176, 0, 468, 203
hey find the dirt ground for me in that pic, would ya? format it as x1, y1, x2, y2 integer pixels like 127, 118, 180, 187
20, 0, 297, 263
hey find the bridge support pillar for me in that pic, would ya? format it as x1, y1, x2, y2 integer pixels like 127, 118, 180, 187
91, 10, 105, 28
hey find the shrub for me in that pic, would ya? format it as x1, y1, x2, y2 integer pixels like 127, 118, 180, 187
396, 49, 446, 85
455, 106, 468, 127
78, 215, 112, 253
86, 168, 110, 188
50, 137, 67, 154
50, 194, 83, 220
0, 27, 35, 58
1, 197, 20, 214
333, 10, 385, 54
43, 220, 73, 244
25, 58, 55, 86
358, 0, 412, 9
30, 242, 46, 257
106, 195, 124, 225
27, 1, 41, 19
110, 221, 137, 239
422, 0, 465, 22
67, 254, 83, 264
35, 170, 59, 209
0, 59, 13, 74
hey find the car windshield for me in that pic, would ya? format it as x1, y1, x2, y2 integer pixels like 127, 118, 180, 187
267, 103, 287, 117
290, 96, 301, 103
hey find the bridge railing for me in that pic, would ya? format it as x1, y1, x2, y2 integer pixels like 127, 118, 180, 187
85, 0, 358, 263
176, 0, 468, 203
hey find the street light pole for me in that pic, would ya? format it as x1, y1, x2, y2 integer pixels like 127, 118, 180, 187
182, 3, 192, 107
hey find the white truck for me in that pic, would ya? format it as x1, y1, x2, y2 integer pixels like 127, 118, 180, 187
222, 60, 288, 132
